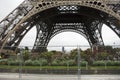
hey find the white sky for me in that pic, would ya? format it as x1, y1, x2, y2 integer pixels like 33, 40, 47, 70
0, 0, 120, 51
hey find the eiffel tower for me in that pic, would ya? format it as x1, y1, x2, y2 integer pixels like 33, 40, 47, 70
0, 0, 120, 53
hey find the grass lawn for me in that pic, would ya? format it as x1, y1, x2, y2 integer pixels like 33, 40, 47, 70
0, 65, 120, 70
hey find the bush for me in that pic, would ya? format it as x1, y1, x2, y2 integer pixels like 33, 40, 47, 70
114, 61, 120, 66
59, 60, 67, 66
51, 60, 86, 66
92, 61, 105, 66
81, 61, 87, 66
51, 59, 59, 66
68, 60, 75, 66
32, 60, 40, 66
25, 60, 33, 66
59, 60, 75, 66
0, 59, 8, 65
107, 61, 120, 66
25, 59, 48, 66
92, 61, 120, 66
8, 60, 23, 66
39, 59, 48, 66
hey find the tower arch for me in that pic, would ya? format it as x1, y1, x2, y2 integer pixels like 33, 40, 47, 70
0, 0, 120, 53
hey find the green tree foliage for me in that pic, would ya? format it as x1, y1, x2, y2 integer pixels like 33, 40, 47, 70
0, 59, 8, 65
70, 49, 77, 59
22, 47, 30, 61
51, 59, 60, 66
40, 51, 55, 65
4, 45, 119, 66
96, 52, 109, 60
83, 49, 93, 65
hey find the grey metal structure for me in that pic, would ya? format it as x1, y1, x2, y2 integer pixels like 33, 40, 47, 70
0, 0, 120, 52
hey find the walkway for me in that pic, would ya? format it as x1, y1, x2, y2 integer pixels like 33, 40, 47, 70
0, 73, 120, 80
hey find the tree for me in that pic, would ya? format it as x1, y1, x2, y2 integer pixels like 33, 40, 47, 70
70, 49, 78, 59
114, 48, 120, 60
22, 47, 30, 61
83, 48, 93, 65
96, 52, 109, 60
104, 46, 113, 54
40, 51, 55, 65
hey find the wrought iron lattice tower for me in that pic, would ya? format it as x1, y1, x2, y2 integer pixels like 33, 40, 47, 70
0, 0, 120, 53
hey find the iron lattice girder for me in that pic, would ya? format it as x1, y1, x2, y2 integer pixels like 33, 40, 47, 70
31, 6, 105, 52
50, 23, 86, 39
53, 22, 104, 46
84, 20, 103, 45
0, 0, 120, 52
0, 0, 33, 38
3, 21, 34, 50
106, 21, 120, 38
32, 20, 104, 52
33, 25, 53, 52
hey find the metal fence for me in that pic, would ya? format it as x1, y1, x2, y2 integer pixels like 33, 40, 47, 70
0, 45, 120, 80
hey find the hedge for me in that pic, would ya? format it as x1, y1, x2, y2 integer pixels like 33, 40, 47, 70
92, 61, 120, 66
92, 61, 105, 66
25, 59, 48, 66
7, 60, 23, 66
0, 59, 120, 66
0, 59, 8, 65
107, 61, 120, 66
80, 61, 88, 66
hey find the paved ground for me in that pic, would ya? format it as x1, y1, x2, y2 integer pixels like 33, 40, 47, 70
0, 73, 120, 80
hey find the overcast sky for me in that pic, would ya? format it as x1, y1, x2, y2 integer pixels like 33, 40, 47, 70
0, 0, 120, 51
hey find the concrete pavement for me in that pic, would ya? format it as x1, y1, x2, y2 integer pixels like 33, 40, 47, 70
0, 73, 120, 80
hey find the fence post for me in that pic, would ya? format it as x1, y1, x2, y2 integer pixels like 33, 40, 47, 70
77, 46, 81, 80
86, 62, 88, 70
18, 48, 23, 80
